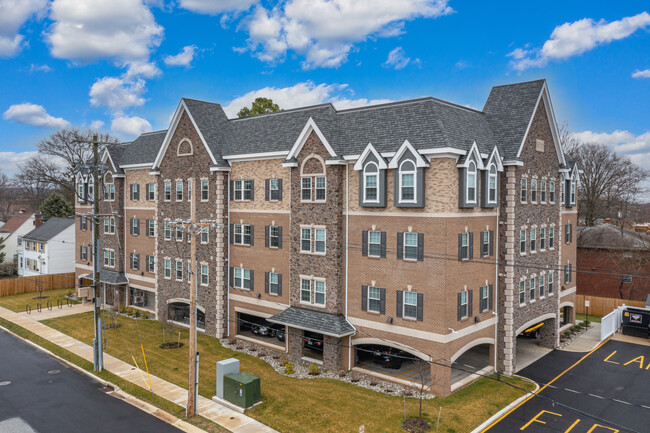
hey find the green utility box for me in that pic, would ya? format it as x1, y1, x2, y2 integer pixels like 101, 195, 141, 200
223, 372, 261, 409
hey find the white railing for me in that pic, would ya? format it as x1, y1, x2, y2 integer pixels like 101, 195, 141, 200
601, 306, 624, 341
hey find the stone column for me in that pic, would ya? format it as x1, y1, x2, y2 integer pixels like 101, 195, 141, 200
214, 172, 228, 338
499, 166, 517, 376
323, 336, 343, 371
538, 317, 558, 349
286, 327, 303, 363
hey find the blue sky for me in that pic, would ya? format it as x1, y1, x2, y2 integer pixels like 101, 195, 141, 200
0, 0, 648, 174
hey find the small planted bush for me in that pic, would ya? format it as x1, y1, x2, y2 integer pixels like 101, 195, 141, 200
283, 361, 294, 375
309, 363, 320, 376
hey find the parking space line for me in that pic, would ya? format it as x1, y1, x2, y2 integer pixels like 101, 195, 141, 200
481, 338, 610, 432
394, 365, 419, 378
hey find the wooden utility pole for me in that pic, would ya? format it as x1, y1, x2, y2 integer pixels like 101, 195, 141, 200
187, 180, 197, 417
92, 134, 103, 372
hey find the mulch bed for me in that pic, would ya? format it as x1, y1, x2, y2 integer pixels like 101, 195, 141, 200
403, 418, 431, 432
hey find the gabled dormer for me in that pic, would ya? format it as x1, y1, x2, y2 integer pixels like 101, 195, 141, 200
353, 143, 388, 207
564, 163, 578, 208
457, 141, 483, 208
480, 146, 504, 208
388, 140, 428, 208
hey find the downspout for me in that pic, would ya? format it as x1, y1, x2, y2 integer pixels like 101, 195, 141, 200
494, 202, 499, 372
346, 163, 351, 370
226, 172, 230, 338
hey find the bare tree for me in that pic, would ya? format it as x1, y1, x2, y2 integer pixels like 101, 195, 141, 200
0, 173, 17, 220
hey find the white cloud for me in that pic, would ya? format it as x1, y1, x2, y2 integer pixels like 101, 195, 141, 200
3, 103, 70, 128
572, 130, 650, 169
164, 45, 198, 67
222, 81, 391, 118
29, 64, 52, 73
0, 0, 48, 57
632, 69, 650, 79
243, 0, 452, 69
0, 151, 39, 175
384, 47, 411, 70
179, 0, 258, 14
509, 12, 650, 71
46, 0, 164, 67
89, 76, 147, 111
89, 120, 105, 129
111, 115, 152, 137
124, 61, 161, 79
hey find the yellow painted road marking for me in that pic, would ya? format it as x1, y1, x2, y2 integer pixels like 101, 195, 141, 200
520, 410, 562, 430
481, 338, 610, 432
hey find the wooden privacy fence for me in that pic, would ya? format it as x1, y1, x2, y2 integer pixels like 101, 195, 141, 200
0, 272, 75, 297
576, 294, 646, 316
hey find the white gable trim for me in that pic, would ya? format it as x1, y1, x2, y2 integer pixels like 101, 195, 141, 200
516, 81, 566, 167
101, 148, 119, 173
387, 140, 429, 169
287, 117, 336, 160
457, 141, 485, 170
353, 143, 387, 171
152, 100, 218, 169
486, 146, 504, 172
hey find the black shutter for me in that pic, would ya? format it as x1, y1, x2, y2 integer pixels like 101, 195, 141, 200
129, 218, 133, 235
457, 292, 462, 321
229, 267, 234, 287
570, 224, 573, 243
265, 226, 269, 248
397, 233, 403, 260
265, 179, 269, 201
361, 231, 368, 257
278, 274, 282, 295
135, 219, 139, 235
129, 185, 133, 200
489, 284, 494, 311
135, 254, 139, 270
278, 226, 283, 249
469, 232, 474, 259
278, 179, 283, 200
416, 293, 423, 321
417, 233, 424, 262
361, 285, 368, 311
380, 288, 386, 315
129, 253, 133, 269
468, 289, 473, 317
569, 263, 572, 282
265, 272, 269, 294
458, 234, 462, 261
230, 181, 234, 201
250, 225, 254, 246
79, 245, 83, 259
250, 270, 254, 291
489, 230, 494, 256
250, 180, 254, 200
229, 224, 234, 244
396, 290, 403, 318
380, 231, 386, 258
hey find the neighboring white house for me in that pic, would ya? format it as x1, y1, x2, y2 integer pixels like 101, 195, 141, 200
0, 212, 42, 264
18, 218, 75, 276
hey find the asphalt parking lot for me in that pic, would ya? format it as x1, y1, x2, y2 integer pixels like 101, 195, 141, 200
483, 339, 650, 433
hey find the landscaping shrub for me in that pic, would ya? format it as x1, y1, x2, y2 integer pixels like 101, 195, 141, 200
283, 361, 294, 375
133, 309, 141, 318
119, 305, 127, 314
584, 319, 591, 327
564, 331, 572, 338
309, 363, 320, 376
126, 307, 134, 316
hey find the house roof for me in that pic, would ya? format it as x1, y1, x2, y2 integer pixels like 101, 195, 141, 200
23, 217, 74, 242
0, 213, 33, 234
577, 224, 650, 251
106, 130, 168, 170
267, 307, 355, 338
83, 269, 128, 285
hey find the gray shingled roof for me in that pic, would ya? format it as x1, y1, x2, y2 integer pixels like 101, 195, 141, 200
577, 224, 650, 251
267, 307, 355, 338
107, 130, 168, 170
83, 270, 128, 285
23, 217, 74, 242
483, 79, 545, 160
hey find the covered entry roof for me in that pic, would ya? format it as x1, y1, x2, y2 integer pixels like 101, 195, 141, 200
83, 270, 128, 285
267, 307, 355, 338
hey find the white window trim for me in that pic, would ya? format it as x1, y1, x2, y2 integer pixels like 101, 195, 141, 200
103, 248, 115, 268
200, 227, 209, 244
480, 285, 489, 312
300, 177, 312, 202
233, 180, 253, 201
175, 260, 183, 281
458, 290, 468, 319
269, 272, 280, 295
367, 230, 382, 258
540, 180, 547, 203
367, 286, 381, 313
300, 226, 326, 255
519, 280, 526, 306
314, 176, 327, 202
175, 180, 183, 202
269, 225, 280, 249
520, 229, 526, 255
398, 159, 417, 204
234, 267, 252, 290
520, 178, 527, 203
403, 232, 419, 261
529, 276, 536, 302
531, 178, 538, 203
487, 164, 498, 204
164, 181, 171, 202
570, 180, 576, 205
549, 181, 555, 203
460, 232, 469, 261
200, 263, 209, 287
269, 178, 281, 201
233, 223, 252, 246
530, 228, 537, 253
466, 161, 477, 204
201, 179, 209, 202
313, 278, 326, 307
300, 278, 312, 304
363, 162, 380, 204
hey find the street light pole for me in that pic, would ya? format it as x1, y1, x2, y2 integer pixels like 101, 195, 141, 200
187, 186, 197, 417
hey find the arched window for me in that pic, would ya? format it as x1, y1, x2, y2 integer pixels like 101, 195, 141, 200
363, 162, 379, 203
103, 172, 115, 201
399, 160, 416, 202
466, 161, 477, 203
177, 138, 193, 156
488, 164, 497, 204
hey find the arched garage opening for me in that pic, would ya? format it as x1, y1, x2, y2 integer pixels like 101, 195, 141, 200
559, 302, 575, 328
450, 338, 494, 387
167, 300, 206, 330
352, 338, 431, 386
515, 313, 557, 372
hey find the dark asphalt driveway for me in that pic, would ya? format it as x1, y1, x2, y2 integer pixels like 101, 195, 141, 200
483, 339, 650, 433
0, 328, 182, 433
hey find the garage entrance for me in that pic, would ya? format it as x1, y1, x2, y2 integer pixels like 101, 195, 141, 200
451, 344, 492, 386
237, 312, 285, 346
515, 317, 555, 372
354, 344, 430, 385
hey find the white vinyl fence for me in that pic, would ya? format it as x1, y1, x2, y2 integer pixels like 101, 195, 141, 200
601, 306, 624, 341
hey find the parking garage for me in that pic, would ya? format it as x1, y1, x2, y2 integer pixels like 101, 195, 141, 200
354, 343, 431, 386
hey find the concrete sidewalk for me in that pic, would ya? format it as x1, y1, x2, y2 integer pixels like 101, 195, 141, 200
0, 305, 277, 433
560, 322, 601, 353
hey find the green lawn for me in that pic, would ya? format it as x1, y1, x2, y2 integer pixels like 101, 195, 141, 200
0, 288, 79, 313
576, 313, 602, 323
40, 311, 534, 433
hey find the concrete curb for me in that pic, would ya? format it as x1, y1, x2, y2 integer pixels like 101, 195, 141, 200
470, 375, 540, 433
0, 324, 210, 433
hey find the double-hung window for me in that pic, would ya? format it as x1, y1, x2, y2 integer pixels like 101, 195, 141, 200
164, 222, 171, 240
146, 183, 155, 200
531, 179, 537, 202
520, 178, 527, 202
301, 178, 312, 201
130, 184, 140, 201
488, 165, 497, 203
314, 280, 326, 306
481, 231, 489, 257
399, 160, 416, 202
104, 217, 115, 234
146, 219, 155, 237
80, 245, 88, 260
176, 181, 183, 201
233, 180, 253, 201
458, 291, 468, 319
201, 265, 209, 285
315, 177, 326, 201
460, 232, 469, 260
131, 253, 140, 270
301, 227, 325, 254
529, 276, 536, 301
520, 230, 526, 254
175, 225, 183, 242
104, 249, 115, 267
234, 268, 252, 289
175, 261, 183, 281
301, 228, 311, 252
300, 278, 311, 302
201, 180, 209, 201
540, 180, 546, 202
80, 216, 87, 231
269, 226, 280, 248
78, 182, 85, 202
466, 161, 477, 203
363, 163, 378, 202
104, 184, 115, 201
403, 291, 418, 319
164, 181, 171, 201
564, 264, 571, 283
187, 180, 192, 201
146, 255, 155, 273
131, 218, 140, 236
570, 180, 576, 205
519, 281, 525, 304
164, 259, 171, 278
314, 229, 326, 253
549, 181, 555, 203
269, 272, 280, 295
269, 179, 281, 201
549, 227, 555, 249
404, 232, 418, 260
530, 228, 536, 252
539, 274, 545, 297
540, 228, 546, 250
234, 224, 252, 246
548, 271, 554, 294
368, 286, 381, 313
200, 227, 208, 244
480, 285, 489, 312
368, 231, 382, 257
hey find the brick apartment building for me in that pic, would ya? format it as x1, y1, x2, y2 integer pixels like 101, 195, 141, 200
74, 79, 578, 396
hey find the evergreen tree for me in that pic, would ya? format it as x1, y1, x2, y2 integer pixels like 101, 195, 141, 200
39, 192, 74, 220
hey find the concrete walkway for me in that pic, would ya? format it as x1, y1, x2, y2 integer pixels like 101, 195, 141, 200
561, 322, 602, 353
0, 306, 277, 433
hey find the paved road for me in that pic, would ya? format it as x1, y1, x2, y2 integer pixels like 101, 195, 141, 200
0, 329, 182, 433
484, 339, 650, 433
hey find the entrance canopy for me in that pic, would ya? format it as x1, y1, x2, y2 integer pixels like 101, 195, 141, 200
83, 269, 128, 285
268, 307, 355, 338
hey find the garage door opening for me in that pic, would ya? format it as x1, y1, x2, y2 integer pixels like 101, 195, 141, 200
237, 312, 285, 347
451, 344, 492, 386
303, 331, 324, 361
354, 344, 430, 385
516, 320, 553, 372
